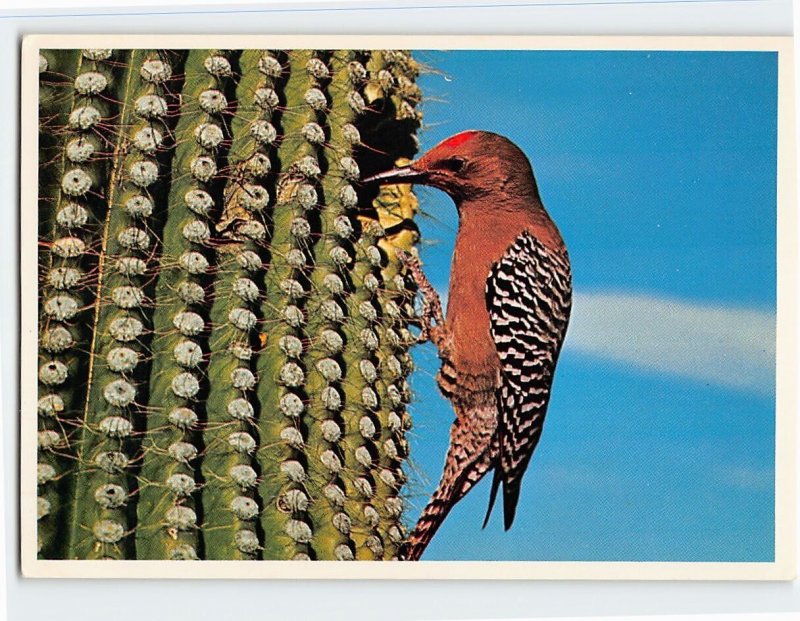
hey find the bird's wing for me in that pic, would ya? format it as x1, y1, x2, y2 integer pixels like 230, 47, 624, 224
484, 230, 572, 530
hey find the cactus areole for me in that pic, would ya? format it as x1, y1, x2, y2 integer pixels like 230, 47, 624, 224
36, 48, 422, 561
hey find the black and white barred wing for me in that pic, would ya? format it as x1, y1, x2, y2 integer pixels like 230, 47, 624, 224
484, 230, 571, 529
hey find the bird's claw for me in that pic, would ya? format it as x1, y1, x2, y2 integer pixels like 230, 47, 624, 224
395, 247, 446, 346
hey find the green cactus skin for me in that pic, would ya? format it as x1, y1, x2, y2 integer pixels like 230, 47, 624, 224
37, 48, 422, 561
356, 49, 423, 559
37, 48, 86, 561
254, 49, 326, 561
134, 50, 236, 561
38, 50, 82, 233
199, 49, 280, 560
38, 49, 132, 559
62, 50, 190, 560
299, 49, 368, 562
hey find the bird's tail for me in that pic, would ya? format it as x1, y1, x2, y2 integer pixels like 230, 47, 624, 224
481, 470, 522, 530
482, 448, 524, 531
401, 411, 497, 561
482, 468, 502, 529
501, 477, 522, 531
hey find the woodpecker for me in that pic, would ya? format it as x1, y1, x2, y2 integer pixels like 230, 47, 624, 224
364, 130, 572, 561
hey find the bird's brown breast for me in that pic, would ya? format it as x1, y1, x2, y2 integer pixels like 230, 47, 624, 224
444, 203, 563, 411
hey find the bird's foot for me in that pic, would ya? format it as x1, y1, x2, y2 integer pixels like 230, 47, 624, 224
428, 324, 453, 356
395, 248, 446, 345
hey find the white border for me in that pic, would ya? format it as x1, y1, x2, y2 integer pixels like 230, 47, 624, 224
19, 33, 797, 580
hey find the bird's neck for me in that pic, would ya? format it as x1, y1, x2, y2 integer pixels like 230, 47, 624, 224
455, 194, 563, 250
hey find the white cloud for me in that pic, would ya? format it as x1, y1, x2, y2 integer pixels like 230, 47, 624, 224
713, 465, 774, 491
564, 291, 775, 395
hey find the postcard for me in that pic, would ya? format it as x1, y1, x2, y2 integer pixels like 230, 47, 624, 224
20, 34, 795, 579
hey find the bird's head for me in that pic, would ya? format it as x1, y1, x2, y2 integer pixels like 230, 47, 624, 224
362, 130, 541, 207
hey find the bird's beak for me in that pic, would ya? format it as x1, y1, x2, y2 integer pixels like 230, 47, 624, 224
361, 165, 427, 185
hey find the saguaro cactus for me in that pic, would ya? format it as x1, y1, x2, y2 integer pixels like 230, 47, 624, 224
36, 48, 423, 560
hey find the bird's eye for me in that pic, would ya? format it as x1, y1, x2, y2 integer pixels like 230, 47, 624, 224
437, 157, 466, 173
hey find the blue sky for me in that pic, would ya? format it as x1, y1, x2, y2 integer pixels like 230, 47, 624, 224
402, 50, 777, 561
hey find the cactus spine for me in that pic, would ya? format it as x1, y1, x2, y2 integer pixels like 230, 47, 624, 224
36, 47, 422, 560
